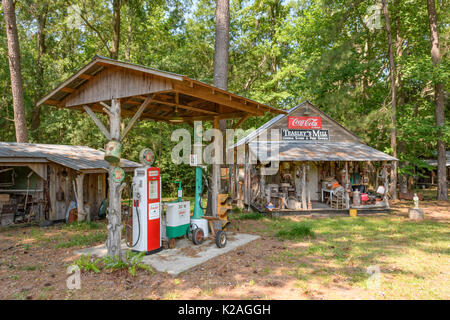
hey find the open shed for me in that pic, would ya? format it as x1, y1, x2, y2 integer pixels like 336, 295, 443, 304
0, 142, 140, 225
36, 55, 285, 257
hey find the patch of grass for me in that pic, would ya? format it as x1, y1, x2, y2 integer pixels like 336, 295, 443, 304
55, 232, 107, 248
275, 222, 315, 240
21, 265, 38, 271
62, 221, 104, 231
233, 212, 266, 220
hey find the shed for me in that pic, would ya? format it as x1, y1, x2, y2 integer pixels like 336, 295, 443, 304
0, 142, 140, 225
229, 101, 397, 214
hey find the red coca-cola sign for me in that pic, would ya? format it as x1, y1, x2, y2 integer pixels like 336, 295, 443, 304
288, 116, 322, 129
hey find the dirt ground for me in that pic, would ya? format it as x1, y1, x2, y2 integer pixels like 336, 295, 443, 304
0, 200, 448, 300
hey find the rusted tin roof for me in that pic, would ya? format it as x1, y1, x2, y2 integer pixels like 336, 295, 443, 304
249, 141, 397, 162
0, 142, 141, 172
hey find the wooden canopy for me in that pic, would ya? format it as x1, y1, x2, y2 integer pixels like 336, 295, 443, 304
37, 55, 285, 123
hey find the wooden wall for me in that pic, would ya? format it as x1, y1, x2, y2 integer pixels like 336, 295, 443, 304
65, 67, 172, 107
48, 164, 107, 221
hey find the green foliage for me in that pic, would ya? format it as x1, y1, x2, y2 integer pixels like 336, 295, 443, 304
1, 0, 448, 196
72, 251, 155, 276
103, 251, 155, 276
72, 254, 102, 273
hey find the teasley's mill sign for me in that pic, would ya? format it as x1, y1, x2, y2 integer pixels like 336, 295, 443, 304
282, 116, 330, 141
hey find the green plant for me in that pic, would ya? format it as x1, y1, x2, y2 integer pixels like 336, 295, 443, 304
72, 254, 101, 273
103, 251, 154, 276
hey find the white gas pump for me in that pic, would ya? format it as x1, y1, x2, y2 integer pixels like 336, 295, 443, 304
131, 167, 162, 254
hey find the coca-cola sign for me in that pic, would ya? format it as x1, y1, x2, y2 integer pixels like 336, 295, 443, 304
288, 116, 322, 129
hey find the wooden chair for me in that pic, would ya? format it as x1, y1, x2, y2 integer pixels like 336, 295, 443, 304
330, 189, 345, 209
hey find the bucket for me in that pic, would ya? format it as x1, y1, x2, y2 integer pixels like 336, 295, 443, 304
104, 140, 122, 163
349, 209, 357, 217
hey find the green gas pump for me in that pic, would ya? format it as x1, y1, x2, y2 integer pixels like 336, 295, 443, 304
173, 180, 182, 202
192, 166, 204, 219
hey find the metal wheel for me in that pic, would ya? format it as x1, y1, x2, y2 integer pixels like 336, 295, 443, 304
168, 238, 176, 249
215, 230, 227, 248
192, 228, 204, 245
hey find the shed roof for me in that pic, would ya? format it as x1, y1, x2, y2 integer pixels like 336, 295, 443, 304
424, 151, 450, 167
37, 56, 285, 122
0, 142, 141, 172
249, 141, 397, 162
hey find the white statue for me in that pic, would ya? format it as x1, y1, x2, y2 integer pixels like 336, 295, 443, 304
413, 193, 419, 209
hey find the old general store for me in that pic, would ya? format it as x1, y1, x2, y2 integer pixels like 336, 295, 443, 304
230, 101, 398, 214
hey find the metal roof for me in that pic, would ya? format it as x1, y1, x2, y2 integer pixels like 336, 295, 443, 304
0, 142, 141, 172
248, 141, 397, 162
424, 151, 450, 167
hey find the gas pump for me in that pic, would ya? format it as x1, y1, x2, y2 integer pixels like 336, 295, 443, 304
131, 167, 162, 254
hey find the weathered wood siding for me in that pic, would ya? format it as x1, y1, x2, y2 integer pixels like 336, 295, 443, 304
65, 67, 172, 107
48, 164, 107, 221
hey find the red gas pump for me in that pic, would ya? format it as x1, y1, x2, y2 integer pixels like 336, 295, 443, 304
132, 167, 162, 254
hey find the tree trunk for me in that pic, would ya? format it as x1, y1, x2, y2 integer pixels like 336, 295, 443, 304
106, 99, 123, 259
426, 0, 448, 201
111, 0, 122, 60
208, 0, 230, 216
3, 0, 29, 143
382, 0, 398, 200
31, 4, 48, 139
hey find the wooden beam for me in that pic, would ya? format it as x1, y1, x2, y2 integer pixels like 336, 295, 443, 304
60, 87, 76, 93
45, 99, 62, 106
83, 105, 111, 140
152, 99, 218, 115
173, 82, 265, 116
121, 95, 154, 140
78, 74, 93, 80
233, 115, 249, 129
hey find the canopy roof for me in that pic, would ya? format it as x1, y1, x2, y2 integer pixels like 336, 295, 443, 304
0, 142, 141, 172
249, 141, 398, 162
37, 56, 285, 122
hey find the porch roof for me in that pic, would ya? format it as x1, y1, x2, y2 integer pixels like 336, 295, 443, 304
248, 141, 397, 162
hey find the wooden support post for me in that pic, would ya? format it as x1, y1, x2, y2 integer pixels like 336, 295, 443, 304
74, 173, 85, 221
210, 116, 221, 217
345, 162, 350, 209
106, 98, 123, 259
302, 164, 307, 210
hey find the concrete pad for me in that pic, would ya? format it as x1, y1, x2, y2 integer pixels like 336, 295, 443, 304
76, 232, 259, 276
